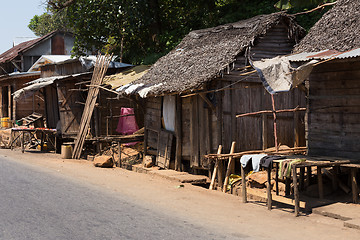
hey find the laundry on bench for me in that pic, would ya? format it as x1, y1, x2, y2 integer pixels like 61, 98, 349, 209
240, 154, 267, 172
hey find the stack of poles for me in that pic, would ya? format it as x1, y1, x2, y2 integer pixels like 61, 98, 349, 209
72, 54, 112, 159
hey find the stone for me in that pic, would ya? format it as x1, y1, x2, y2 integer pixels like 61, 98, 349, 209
93, 155, 114, 168
143, 155, 154, 168
248, 171, 268, 188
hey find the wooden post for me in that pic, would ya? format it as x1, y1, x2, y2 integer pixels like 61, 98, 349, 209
275, 162, 279, 195
209, 145, 222, 190
271, 94, 278, 152
223, 141, 236, 192
217, 160, 225, 190
144, 128, 148, 156
40, 131, 45, 151
293, 166, 300, 217
351, 168, 358, 204
241, 163, 247, 203
0, 86, 3, 118
300, 167, 305, 191
118, 142, 121, 168
262, 113, 268, 150
267, 165, 272, 210
294, 110, 300, 148
175, 95, 182, 171
21, 132, 25, 153
285, 178, 291, 196
317, 167, 324, 199
306, 166, 311, 188
8, 85, 11, 120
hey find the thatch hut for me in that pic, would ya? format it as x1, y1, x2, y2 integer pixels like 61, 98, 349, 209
118, 12, 306, 172
294, 0, 359, 53
293, 0, 360, 159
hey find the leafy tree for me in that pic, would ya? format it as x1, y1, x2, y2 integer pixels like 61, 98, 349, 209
30, 0, 337, 64
28, 7, 72, 36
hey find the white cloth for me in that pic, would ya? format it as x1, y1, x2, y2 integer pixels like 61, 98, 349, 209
240, 154, 267, 172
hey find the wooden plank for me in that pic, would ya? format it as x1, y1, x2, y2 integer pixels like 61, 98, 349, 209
156, 130, 174, 169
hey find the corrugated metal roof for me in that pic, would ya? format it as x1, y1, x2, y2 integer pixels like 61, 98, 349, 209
289, 48, 360, 62
28, 55, 134, 72
0, 71, 40, 81
0, 31, 59, 64
26, 72, 91, 85
103, 65, 150, 89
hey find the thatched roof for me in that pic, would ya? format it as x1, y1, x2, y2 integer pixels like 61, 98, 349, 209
128, 12, 304, 96
294, 0, 360, 53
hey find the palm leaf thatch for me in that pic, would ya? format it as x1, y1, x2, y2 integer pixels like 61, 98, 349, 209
130, 12, 304, 96
294, 0, 360, 53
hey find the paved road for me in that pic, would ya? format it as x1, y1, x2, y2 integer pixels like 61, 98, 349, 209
0, 156, 250, 240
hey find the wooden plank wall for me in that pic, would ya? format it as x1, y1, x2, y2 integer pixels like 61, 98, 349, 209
143, 21, 306, 170
57, 79, 85, 137
44, 85, 60, 129
307, 59, 360, 159
14, 78, 45, 120
145, 97, 162, 151
216, 21, 306, 154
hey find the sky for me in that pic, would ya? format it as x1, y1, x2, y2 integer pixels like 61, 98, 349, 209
0, 0, 45, 54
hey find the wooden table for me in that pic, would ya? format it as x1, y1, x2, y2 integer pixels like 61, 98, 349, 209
240, 155, 360, 216
10, 128, 57, 153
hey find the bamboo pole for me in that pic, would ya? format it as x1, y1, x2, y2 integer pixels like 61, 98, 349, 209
271, 95, 278, 152
72, 54, 112, 159
223, 141, 236, 193
236, 107, 306, 118
209, 145, 222, 190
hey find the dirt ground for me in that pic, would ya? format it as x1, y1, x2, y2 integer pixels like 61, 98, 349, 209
1, 149, 359, 240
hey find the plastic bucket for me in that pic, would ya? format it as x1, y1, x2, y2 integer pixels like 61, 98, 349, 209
1, 117, 10, 128
61, 145, 73, 159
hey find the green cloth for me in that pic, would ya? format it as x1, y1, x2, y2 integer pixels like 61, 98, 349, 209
279, 159, 306, 178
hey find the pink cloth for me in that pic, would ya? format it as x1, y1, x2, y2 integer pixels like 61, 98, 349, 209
116, 108, 139, 146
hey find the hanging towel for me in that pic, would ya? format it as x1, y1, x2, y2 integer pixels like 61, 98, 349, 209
240, 154, 267, 172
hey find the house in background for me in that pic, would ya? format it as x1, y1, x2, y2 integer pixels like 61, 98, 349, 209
13, 56, 134, 138
0, 31, 75, 122
116, 12, 306, 172
0, 30, 75, 74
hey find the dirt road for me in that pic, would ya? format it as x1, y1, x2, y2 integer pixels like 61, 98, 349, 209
1, 149, 359, 239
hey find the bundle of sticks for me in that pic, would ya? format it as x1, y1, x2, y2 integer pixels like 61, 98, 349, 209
72, 54, 113, 159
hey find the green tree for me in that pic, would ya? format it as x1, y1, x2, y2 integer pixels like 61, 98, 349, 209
28, 8, 72, 36
31, 0, 336, 64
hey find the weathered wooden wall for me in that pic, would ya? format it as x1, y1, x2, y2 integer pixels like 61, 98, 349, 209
306, 58, 360, 159
41, 61, 87, 77
0, 76, 44, 121
57, 79, 85, 137
143, 21, 306, 170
